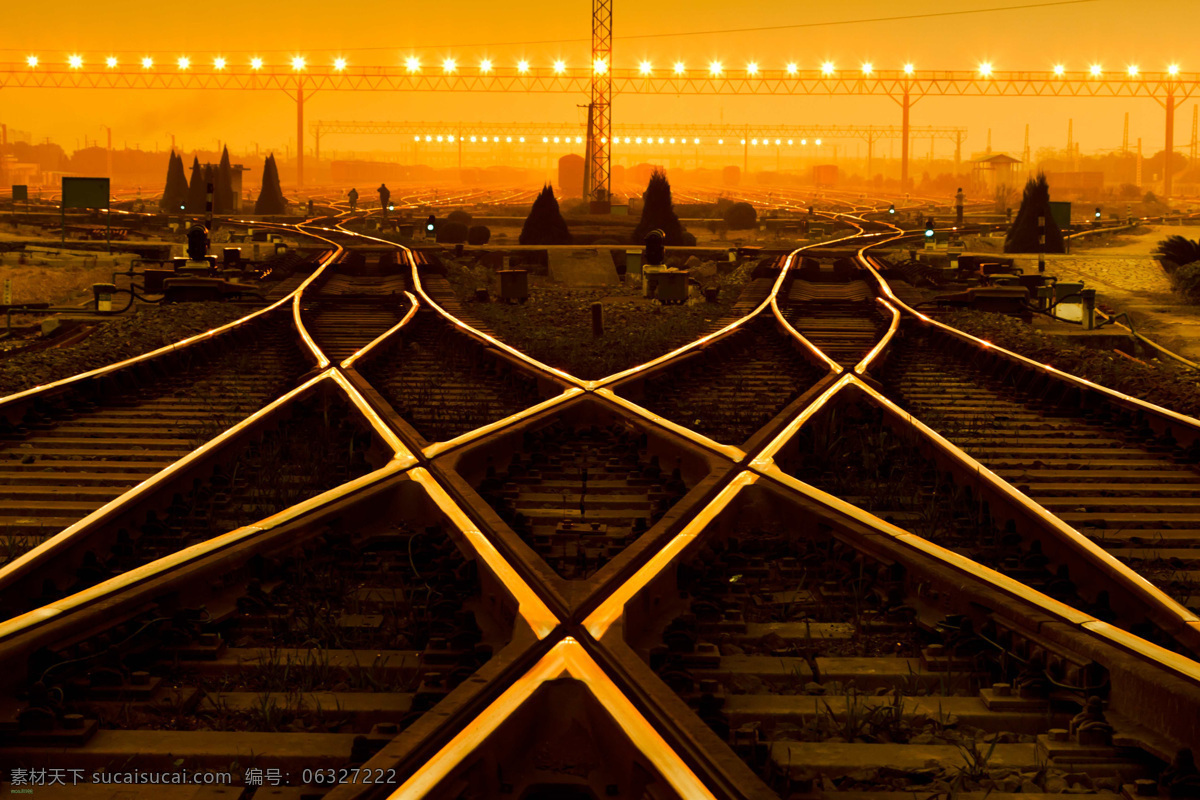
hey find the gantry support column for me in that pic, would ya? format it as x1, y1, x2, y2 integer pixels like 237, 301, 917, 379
296, 77, 305, 188
900, 87, 911, 190
1165, 83, 1176, 201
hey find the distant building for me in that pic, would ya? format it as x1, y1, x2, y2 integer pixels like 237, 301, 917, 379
0, 155, 39, 187
558, 154, 585, 199
971, 153, 1022, 190
1043, 170, 1105, 199
812, 164, 838, 187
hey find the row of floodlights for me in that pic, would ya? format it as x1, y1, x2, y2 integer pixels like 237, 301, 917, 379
414, 134, 826, 145
19, 55, 1188, 78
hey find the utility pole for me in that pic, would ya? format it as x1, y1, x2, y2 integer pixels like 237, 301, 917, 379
900, 85, 911, 190
1191, 105, 1198, 162
1137, 137, 1144, 188
986, 129, 992, 155
295, 76, 305, 188
953, 130, 963, 174
1165, 80, 1176, 200
743, 126, 749, 175
1122, 112, 1129, 155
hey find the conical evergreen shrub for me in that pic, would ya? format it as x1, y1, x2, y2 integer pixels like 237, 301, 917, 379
215, 147, 235, 213
632, 169, 693, 246
1153, 235, 1200, 272
254, 154, 287, 215
184, 156, 207, 213
1004, 173, 1064, 254
159, 152, 188, 212
519, 185, 572, 244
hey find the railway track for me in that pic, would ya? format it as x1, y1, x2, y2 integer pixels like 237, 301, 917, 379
300, 248, 411, 365
608, 247, 834, 449
0, 308, 308, 559
882, 325, 1200, 617
783, 257, 888, 367
0, 468, 515, 780
604, 471, 1200, 800
622, 315, 826, 446
2, 211, 1200, 799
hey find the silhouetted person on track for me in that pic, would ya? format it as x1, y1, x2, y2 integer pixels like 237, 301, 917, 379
347, 188, 358, 212
955, 187, 965, 227
378, 184, 391, 219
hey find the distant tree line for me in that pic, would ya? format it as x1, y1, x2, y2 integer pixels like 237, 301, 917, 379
159, 148, 286, 215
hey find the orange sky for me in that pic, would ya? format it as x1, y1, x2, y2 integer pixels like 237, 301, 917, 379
3, 0, 1199, 161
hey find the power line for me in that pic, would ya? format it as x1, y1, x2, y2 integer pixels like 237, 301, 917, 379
0, 0, 1102, 55
344, 0, 1105, 51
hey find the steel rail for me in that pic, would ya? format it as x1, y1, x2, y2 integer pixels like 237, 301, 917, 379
324, 216, 800, 465
0, 225, 350, 591
846, 231, 1200, 640
770, 370, 1200, 645
0, 246, 328, 414
389, 636, 718, 800
340, 290, 421, 370
858, 239, 1200, 449
312, 221, 587, 461
0, 366, 417, 626
586, 463, 1200, 721
0, 456, 412, 646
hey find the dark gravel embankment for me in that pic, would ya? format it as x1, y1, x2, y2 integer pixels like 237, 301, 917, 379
0, 303, 261, 396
